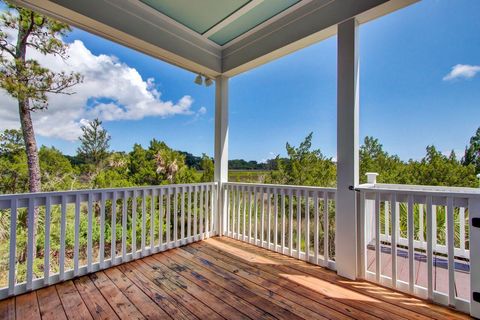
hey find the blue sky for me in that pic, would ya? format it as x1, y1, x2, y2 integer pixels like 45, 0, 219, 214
29, 1, 480, 161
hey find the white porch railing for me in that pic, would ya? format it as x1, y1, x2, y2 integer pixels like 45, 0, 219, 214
223, 182, 337, 270
358, 181, 480, 314
378, 202, 469, 259
1, 178, 479, 317
0, 182, 217, 299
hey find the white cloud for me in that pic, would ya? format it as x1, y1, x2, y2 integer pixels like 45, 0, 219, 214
0, 39, 197, 140
443, 64, 480, 81
183, 106, 207, 125
197, 106, 207, 115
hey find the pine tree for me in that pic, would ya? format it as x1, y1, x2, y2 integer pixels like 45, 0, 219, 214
77, 118, 111, 169
0, 129, 24, 156
0, 1, 81, 248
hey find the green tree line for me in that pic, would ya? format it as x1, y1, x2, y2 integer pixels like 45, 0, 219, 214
0, 121, 216, 195
1, 123, 479, 195
267, 132, 480, 188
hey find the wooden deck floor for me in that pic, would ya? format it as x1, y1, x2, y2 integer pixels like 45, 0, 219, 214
0, 237, 471, 320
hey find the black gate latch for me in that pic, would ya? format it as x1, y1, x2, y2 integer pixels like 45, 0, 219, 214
473, 292, 480, 303
473, 217, 480, 228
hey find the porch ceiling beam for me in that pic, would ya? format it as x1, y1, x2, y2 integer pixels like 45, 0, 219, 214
11, 0, 222, 77
202, 0, 264, 38
222, 0, 417, 76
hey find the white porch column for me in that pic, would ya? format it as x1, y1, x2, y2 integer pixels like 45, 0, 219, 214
336, 18, 359, 280
214, 75, 229, 236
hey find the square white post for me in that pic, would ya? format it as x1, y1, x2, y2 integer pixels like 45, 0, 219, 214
336, 18, 359, 280
214, 75, 229, 236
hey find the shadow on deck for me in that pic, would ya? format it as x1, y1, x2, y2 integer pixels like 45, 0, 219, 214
0, 237, 470, 319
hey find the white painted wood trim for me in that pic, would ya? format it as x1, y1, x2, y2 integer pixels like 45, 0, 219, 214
203, 0, 265, 38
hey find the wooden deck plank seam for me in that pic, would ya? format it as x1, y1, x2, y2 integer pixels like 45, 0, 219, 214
71, 279, 102, 320
89, 271, 145, 319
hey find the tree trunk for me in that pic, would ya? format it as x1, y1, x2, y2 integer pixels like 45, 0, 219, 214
19, 101, 41, 193
18, 101, 42, 192
15, 17, 42, 259
18, 99, 41, 257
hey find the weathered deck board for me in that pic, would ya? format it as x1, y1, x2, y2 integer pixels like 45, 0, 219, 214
116, 261, 197, 320
0, 297, 15, 320
73, 276, 119, 320
90, 271, 144, 319
3, 237, 472, 319
36, 285, 67, 320
140, 256, 249, 320
16, 291, 41, 320
142, 255, 274, 320
56, 281, 92, 320
132, 259, 223, 320
103, 267, 171, 319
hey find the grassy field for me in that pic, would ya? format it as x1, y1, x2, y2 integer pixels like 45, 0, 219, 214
228, 170, 270, 183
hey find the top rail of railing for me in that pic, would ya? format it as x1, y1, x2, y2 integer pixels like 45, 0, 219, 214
357, 182, 480, 197
0, 182, 218, 210
224, 181, 336, 193
0, 182, 218, 198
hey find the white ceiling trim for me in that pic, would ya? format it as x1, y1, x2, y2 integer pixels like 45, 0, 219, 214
221, 0, 312, 49
223, 0, 334, 59
202, 0, 264, 38
222, 0, 419, 76
127, 0, 222, 50
130, 0, 314, 49
131, 0, 312, 49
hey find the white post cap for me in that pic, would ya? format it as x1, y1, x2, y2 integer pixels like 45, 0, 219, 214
366, 172, 379, 184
